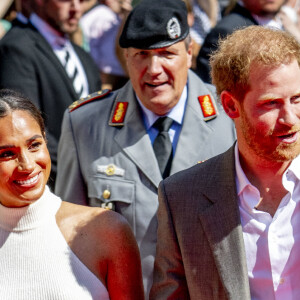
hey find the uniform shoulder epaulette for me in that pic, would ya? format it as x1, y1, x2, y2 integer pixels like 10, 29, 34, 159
69, 89, 111, 112
108, 99, 129, 127
198, 94, 218, 121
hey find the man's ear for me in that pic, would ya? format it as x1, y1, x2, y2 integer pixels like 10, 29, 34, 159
221, 90, 240, 119
124, 48, 129, 59
186, 40, 193, 69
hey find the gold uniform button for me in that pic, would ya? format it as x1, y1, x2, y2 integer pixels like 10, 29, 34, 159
102, 189, 111, 199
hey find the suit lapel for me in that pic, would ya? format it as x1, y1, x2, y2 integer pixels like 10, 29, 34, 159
172, 71, 220, 174
28, 24, 78, 99
113, 84, 162, 187
198, 147, 251, 299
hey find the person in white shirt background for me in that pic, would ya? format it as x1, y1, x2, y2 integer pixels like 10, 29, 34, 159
80, 0, 132, 90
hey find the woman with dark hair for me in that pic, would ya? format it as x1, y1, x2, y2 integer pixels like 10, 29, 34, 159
0, 89, 144, 299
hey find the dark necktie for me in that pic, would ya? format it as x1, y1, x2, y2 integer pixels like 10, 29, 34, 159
64, 49, 84, 98
153, 117, 173, 179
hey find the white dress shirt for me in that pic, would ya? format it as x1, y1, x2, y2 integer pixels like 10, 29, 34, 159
235, 144, 300, 299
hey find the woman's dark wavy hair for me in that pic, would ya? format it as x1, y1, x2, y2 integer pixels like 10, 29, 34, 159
0, 89, 46, 138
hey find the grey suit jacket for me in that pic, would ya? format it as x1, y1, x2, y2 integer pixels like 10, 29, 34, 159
55, 70, 236, 297
150, 146, 251, 300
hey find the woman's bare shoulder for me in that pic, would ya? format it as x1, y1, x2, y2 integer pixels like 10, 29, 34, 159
56, 202, 137, 286
56, 201, 133, 248
59, 200, 128, 223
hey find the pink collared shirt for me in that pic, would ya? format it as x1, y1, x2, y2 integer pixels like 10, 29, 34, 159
235, 144, 300, 299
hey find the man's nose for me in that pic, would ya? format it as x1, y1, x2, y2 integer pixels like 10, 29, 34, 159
278, 102, 299, 127
71, 0, 81, 11
147, 55, 163, 75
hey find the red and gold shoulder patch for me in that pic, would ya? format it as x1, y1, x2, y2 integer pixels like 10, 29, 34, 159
109, 101, 129, 126
198, 94, 218, 121
69, 89, 111, 112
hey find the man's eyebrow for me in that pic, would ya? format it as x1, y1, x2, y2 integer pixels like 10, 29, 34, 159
26, 135, 43, 143
258, 93, 281, 100
259, 90, 300, 101
0, 144, 14, 150
0, 135, 43, 150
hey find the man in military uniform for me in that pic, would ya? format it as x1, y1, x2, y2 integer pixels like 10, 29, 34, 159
55, 0, 236, 297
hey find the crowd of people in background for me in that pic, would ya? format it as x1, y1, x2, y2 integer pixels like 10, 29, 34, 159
1, 0, 300, 81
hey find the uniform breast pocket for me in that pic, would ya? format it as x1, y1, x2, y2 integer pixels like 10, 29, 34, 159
87, 176, 136, 232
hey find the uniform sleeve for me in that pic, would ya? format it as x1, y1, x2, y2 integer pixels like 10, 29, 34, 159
55, 110, 88, 205
150, 181, 190, 299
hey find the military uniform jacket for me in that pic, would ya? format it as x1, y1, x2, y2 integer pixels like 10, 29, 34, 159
55, 70, 236, 297
150, 146, 251, 300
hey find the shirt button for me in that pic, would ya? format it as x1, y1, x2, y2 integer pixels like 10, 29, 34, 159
279, 278, 285, 284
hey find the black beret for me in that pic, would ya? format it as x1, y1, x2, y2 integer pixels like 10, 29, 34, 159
119, 0, 189, 49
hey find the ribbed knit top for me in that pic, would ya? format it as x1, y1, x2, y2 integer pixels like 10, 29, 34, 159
0, 186, 110, 299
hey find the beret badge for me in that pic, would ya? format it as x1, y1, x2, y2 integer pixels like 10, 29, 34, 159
167, 17, 181, 39
119, 0, 189, 49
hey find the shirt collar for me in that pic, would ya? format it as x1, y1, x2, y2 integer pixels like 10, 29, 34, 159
234, 142, 252, 196
16, 12, 28, 24
252, 14, 283, 29
235, 142, 300, 195
284, 154, 300, 180
30, 13, 68, 49
136, 84, 188, 129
